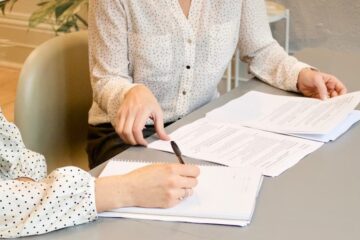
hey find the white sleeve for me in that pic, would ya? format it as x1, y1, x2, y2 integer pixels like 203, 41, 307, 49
0, 167, 97, 238
239, 0, 311, 92
88, 0, 137, 126
0, 111, 46, 181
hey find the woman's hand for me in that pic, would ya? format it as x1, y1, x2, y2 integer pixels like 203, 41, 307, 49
95, 163, 200, 212
297, 68, 347, 100
115, 84, 170, 146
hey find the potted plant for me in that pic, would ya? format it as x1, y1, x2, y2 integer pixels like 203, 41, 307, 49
1, 0, 88, 33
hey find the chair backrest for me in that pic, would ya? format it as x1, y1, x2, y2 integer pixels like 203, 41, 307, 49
15, 31, 92, 171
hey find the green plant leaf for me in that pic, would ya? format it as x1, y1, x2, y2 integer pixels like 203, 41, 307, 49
29, 1, 57, 27
0, 0, 18, 14
7, 0, 89, 33
56, 16, 77, 33
55, 1, 73, 19
0, 2, 7, 15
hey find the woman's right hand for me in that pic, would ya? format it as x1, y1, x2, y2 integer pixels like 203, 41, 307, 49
95, 163, 200, 212
115, 84, 170, 146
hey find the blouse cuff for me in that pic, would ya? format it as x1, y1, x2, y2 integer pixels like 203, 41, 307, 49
107, 83, 140, 127
288, 61, 315, 93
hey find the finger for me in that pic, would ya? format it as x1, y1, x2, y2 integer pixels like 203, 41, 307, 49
122, 112, 137, 145
172, 188, 188, 202
152, 109, 170, 140
159, 189, 184, 208
132, 110, 151, 146
326, 75, 347, 95
180, 188, 192, 199
325, 80, 336, 92
339, 86, 347, 95
115, 109, 127, 139
333, 79, 347, 95
172, 164, 201, 178
173, 175, 198, 189
174, 188, 193, 200
314, 76, 329, 100
330, 91, 338, 98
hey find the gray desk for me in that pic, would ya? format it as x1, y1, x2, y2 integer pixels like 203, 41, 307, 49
26, 49, 360, 239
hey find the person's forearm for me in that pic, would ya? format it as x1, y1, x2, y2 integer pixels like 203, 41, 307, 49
94, 163, 200, 211
246, 41, 311, 92
0, 167, 97, 238
95, 175, 133, 212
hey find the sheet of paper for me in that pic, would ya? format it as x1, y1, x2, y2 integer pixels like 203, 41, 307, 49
98, 160, 263, 226
206, 91, 360, 134
148, 118, 323, 177
289, 110, 360, 142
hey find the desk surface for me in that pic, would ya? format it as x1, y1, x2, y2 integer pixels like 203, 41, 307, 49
25, 49, 360, 240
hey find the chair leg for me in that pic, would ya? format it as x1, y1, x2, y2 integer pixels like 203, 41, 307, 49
234, 48, 240, 88
226, 61, 232, 92
285, 9, 290, 53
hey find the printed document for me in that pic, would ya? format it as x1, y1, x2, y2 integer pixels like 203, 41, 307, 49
290, 110, 360, 142
148, 118, 323, 177
206, 91, 360, 134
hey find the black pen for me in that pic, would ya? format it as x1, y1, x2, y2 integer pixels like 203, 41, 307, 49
170, 141, 185, 164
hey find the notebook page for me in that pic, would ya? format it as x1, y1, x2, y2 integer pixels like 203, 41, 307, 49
99, 160, 263, 226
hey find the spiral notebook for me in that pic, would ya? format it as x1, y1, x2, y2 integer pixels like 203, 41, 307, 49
98, 158, 263, 226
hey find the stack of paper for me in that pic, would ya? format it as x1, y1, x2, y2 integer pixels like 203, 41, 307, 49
99, 160, 263, 226
149, 91, 360, 176
206, 91, 360, 142
288, 111, 360, 142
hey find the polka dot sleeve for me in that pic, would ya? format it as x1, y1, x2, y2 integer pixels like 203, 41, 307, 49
0, 111, 46, 181
0, 110, 97, 237
0, 167, 97, 238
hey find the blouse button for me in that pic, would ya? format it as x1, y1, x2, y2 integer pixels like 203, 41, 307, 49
182, 90, 187, 95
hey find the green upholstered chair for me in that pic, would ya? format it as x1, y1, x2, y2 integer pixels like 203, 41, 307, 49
15, 31, 92, 171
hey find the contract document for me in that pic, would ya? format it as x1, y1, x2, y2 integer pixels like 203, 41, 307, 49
290, 110, 360, 142
98, 160, 263, 226
148, 118, 323, 177
206, 91, 360, 134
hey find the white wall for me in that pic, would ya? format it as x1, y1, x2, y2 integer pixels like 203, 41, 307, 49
2, 0, 360, 67
273, 0, 360, 53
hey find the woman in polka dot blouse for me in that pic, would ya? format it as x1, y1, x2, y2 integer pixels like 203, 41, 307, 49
86, 0, 347, 168
0, 109, 199, 238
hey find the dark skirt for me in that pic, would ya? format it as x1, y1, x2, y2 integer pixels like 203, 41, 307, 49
86, 122, 173, 169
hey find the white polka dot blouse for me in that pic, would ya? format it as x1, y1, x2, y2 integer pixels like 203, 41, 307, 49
0, 110, 97, 238
88, 0, 310, 127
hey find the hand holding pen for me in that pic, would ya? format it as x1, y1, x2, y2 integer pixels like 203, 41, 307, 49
170, 140, 197, 200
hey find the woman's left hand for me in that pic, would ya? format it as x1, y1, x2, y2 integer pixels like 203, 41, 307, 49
297, 68, 347, 100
